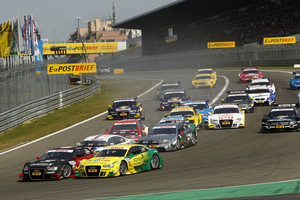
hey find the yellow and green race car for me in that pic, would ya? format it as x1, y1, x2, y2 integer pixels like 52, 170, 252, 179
75, 144, 163, 178
192, 73, 216, 88
167, 106, 202, 129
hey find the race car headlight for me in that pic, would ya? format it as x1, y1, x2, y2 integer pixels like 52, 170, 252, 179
163, 102, 168, 105
130, 110, 137, 113
103, 163, 114, 168
236, 118, 241, 121
163, 140, 170, 144
212, 119, 218, 122
290, 121, 296, 125
23, 166, 29, 172
47, 166, 58, 171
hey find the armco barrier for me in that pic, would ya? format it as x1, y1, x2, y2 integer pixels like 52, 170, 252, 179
0, 78, 100, 134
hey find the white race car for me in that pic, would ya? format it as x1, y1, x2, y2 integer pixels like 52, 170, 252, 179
207, 104, 245, 129
247, 78, 275, 94
246, 85, 275, 105
76, 135, 135, 153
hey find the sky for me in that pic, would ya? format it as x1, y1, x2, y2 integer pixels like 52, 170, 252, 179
0, 0, 177, 42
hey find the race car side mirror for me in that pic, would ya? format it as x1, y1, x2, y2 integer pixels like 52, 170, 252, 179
36, 157, 40, 160
137, 103, 141, 106
106, 129, 109, 131
108, 105, 112, 108
221, 99, 224, 102
73, 156, 78, 159
142, 126, 145, 130
164, 114, 168, 117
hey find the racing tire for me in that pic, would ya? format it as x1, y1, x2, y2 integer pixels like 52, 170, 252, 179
150, 155, 160, 170
176, 137, 182, 150
119, 161, 128, 176
191, 133, 197, 146
61, 164, 72, 179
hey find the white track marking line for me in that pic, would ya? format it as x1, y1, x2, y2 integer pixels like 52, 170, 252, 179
0, 80, 164, 156
209, 76, 229, 106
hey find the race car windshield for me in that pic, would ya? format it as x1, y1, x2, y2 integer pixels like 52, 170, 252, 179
164, 93, 186, 99
149, 128, 177, 135
170, 111, 194, 116
79, 141, 109, 147
213, 108, 239, 114
271, 110, 296, 117
243, 70, 258, 74
247, 89, 269, 93
39, 152, 71, 161
226, 96, 250, 102
95, 149, 127, 157
295, 75, 300, 79
197, 70, 212, 74
196, 76, 211, 80
100, 66, 108, 69
111, 124, 138, 130
251, 82, 270, 86
161, 85, 180, 90
113, 101, 136, 107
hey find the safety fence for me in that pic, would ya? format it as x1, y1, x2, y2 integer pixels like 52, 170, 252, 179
0, 77, 100, 134
0, 56, 71, 113
100, 44, 300, 71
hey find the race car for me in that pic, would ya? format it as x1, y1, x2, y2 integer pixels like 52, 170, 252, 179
195, 68, 217, 80
75, 144, 163, 177
222, 91, 254, 113
247, 78, 276, 94
158, 115, 197, 133
156, 81, 185, 100
76, 135, 135, 153
238, 68, 263, 82
97, 65, 110, 74
207, 104, 245, 129
261, 104, 300, 133
246, 85, 275, 105
181, 100, 213, 123
167, 106, 202, 129
159, 90, 190, 110
290, 72, 300, 89
192, 74, 216, 88
103, 119, 148, 141
138, 122, 197, 151
107, 97, 143, 120
19, 147, 93, 181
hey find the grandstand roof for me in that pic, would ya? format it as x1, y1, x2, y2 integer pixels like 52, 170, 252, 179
113, 0, 268, 29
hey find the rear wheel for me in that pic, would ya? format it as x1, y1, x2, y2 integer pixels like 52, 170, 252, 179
191, 133, 197, 146
119, 161, 128, 176
150, 155, 160, 169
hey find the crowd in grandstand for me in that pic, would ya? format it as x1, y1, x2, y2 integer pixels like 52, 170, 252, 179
149, 0, 300, 55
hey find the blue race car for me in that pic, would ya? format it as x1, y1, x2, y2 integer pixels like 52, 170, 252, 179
181, 100, 213, 123
290, 72, 300, 89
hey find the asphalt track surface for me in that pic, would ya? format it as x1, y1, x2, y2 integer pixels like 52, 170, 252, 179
1, 70, 300, 200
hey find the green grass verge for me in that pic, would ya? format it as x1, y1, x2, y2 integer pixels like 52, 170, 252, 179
0, 80, 154, 152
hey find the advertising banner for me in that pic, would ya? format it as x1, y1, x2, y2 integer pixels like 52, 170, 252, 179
47, 63, 96, 75
207, 41, 235, 48
263, 37, 296, 45
43, 42, 118, 55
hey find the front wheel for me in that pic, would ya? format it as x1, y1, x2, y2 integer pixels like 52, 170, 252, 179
150, 155, 160, 169
119, 161, 128, 176
61, 164, 72, 179
191, 133, 197, 146
176, 137, 182, 150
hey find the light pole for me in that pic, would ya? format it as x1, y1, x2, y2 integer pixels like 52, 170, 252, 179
53, 30, 55, 43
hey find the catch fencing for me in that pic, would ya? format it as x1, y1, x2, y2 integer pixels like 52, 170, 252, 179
100, 44, 300, 71
0, 77, 100, 134
0, 56, 71, 113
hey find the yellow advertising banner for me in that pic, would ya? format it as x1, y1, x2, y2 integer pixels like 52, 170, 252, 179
263, 37, 296, 45
47, 63, 96, 74
207, 41, 235, 48
43, 42, 118, 55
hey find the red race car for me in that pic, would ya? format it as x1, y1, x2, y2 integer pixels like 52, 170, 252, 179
103, 119, 148, 141
19, 147, 93, 181
238, 68, 263, 83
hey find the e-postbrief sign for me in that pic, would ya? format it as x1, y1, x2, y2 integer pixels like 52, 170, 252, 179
263, 37, 296, 45
207, 41, 235, 48
47, 63, 97, 75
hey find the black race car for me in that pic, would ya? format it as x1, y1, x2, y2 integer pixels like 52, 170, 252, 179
222, 91, 254, 113
261, 104, 300, 133
159, 90, 190, 110
19, 147, 93, 181
107, 97, 143, 120
156, 81, 185, 100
